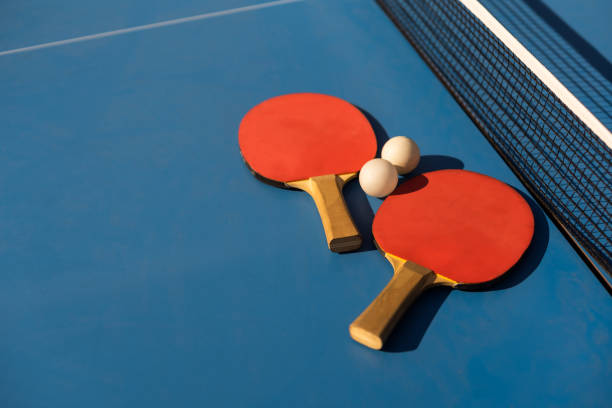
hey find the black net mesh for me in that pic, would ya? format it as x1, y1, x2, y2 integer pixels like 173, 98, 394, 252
377, 0, 612, 279
479, 0, 612, 132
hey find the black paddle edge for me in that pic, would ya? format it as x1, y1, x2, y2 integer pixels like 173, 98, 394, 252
239, 151, 300, 191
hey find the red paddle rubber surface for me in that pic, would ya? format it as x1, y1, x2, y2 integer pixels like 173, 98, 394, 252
238, 93, 377, 182
373, 170, 534, 284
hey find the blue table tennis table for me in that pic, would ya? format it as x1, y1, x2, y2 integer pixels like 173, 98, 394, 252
1, 1, 610, 406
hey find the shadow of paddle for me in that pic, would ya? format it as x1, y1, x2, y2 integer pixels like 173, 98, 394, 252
384, 286, 452, 352
356, 107, 390, 157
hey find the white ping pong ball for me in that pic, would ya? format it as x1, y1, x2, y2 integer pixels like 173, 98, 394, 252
359, 158, 398, 198
381, 136, 420, 175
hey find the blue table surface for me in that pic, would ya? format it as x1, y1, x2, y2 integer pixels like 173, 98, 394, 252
1, 1, 610, 407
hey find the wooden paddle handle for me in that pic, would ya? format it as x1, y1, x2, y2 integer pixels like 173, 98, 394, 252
288, 174, 361, 253
349, 260, 435, 350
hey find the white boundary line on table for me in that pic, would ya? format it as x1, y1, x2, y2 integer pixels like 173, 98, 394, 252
458, 0, 612, 148
0, 0, 304, 57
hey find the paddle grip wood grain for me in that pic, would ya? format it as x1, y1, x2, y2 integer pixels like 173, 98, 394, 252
349, 258, 436, 349
287, 174, 361, 253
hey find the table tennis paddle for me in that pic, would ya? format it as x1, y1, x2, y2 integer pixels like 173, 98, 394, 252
349, 169, 534, 349
239, 93, 377, 252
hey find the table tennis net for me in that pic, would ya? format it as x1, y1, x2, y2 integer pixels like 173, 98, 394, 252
377, 0, 612, 282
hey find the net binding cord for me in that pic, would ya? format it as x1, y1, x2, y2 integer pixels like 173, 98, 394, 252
377, 0, 612, 291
